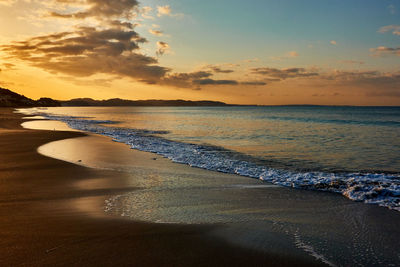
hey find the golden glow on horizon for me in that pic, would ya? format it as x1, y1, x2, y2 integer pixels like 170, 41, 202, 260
0, 0, 399, 105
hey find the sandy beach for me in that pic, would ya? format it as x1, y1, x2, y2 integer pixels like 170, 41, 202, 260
2, 0, 399, 265
0, 108, 325, 266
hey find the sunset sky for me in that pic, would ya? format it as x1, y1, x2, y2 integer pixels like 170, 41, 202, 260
0, 0, 399, 105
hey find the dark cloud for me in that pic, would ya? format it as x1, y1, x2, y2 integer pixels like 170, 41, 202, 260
193, 79, 239, 85
323, 70, 379, 81
370, 46, 400, 57
156, 41, 169, 56
0, 0, 273, 90
165, 71, 212, 80
1, 26, 168, 81
109, 20, 137, 30
321, 70, 400, 97
162, 72, 266, 87
51, 0, 139, 19
326, 70, 400, 86
241, 81, 267, 86
5, 26, 145, 56
149, 29, 163, 36
2, 63, 16, 70
161, 71, 212, 87
210, 66, 234, 73
340, 60, 364, 65
3, 22, 259, 89
251, 67, 319, 80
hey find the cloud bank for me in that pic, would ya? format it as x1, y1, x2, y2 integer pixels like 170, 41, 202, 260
370, 46, 400, 57
1, 0, 399, 99
1, 0, 268, 90
251, 67, 318, 81
379, 25, 400, 35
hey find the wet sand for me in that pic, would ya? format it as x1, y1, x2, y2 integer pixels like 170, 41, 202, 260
32, 129, 400, 266
0, 108, 322, 266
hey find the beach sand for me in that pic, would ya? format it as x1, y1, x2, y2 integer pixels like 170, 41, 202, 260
0, 108, 323, 266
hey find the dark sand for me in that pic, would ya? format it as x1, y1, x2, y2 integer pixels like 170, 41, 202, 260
0, 108, 322, 266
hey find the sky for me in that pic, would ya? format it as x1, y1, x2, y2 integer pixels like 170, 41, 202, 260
0, 0, 399, 105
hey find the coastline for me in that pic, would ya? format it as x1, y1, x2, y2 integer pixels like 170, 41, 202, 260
0, 108, 322, 266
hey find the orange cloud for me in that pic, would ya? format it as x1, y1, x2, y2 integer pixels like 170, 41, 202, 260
378, 25, 400, 36
370, 46, 400, 57
149, 29, 164, 36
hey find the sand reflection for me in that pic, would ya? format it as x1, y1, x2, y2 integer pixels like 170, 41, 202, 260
21, 120, 79, 131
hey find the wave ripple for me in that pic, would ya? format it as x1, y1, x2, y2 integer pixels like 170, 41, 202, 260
44, 114, 400, 212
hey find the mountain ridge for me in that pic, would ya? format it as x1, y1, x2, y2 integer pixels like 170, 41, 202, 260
0, 87, 231, 107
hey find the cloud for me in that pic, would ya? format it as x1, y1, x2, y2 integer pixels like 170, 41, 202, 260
160, 71, 266, 88
209, 66, 234, 73
1, 26, 169, 81
378, 25, 400, 36
141, 6, 154, 19
161, 71, 212, 88
157, 5, 171, 17
251, 67, 319, 80
193, 79, 239, 85
287, 51, 299, 57
322, 70, 400, 96
340, 60, 364, 65
192, 79, 267, 86
156, 5, 183, 18
2, 63, 16, 70
243, 58, 260, 63
1, 0, 263, 92
1, 1, 182, 86
109, 20, 137, 30
50, 0, 139, 19
156, 41, 170, 56
323, 70, 379, 80
240, 81, 267, 86
370, 46, 400, 57
149, 29, 163, 36
330, 40, 337, 45
0, 0, 16, 6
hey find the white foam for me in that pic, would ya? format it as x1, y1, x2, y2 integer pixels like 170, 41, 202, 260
294, 231, 336, 267
38, 114, 400, 212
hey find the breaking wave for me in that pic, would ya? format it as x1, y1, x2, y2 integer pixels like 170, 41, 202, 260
42, 114, 400, 212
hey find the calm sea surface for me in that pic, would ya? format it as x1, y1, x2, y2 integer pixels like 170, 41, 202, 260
33, 106, 400, 172
20, 106, 400, 210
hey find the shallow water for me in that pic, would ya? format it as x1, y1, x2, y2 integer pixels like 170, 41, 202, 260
33, 133, 400, 267
20, 106, 400, 172
17, 106, 400, 211
18, 111, 400, 266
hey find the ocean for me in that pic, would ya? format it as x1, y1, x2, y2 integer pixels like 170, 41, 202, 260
18, 105, 400, 266
20, 105, 400, 211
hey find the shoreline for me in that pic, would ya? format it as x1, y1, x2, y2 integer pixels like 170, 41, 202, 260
0, 108, 322, 266
20, 106, 400, 213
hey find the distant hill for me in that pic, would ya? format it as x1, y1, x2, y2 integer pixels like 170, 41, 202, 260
0, 87, 231, 107
61, 98, 230, 107
0, 87, 60, 107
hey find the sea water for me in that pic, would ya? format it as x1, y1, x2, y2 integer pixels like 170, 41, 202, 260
18, 106, 400, 211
